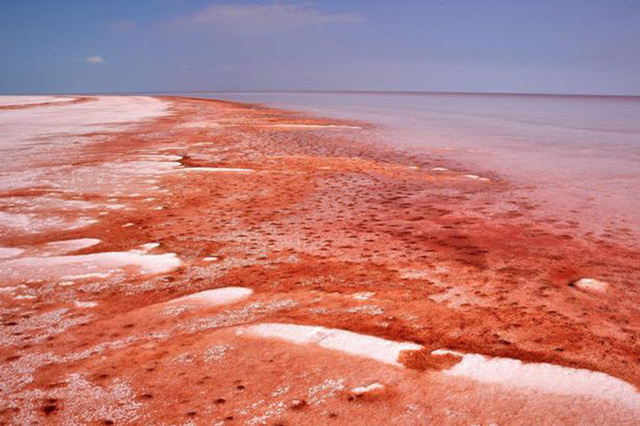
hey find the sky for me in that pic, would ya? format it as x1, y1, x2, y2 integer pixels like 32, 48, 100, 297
1, 0, 639, 95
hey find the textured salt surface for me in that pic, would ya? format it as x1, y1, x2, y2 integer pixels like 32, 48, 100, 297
434, 349, 640, 409
1, 251, 182, 282
0, 96, 169, 173
240, 323, 422, 366
169, 287, 253, 307
44, 238, 102, 254
0, 247, 25, 259
574, 277, 609, 292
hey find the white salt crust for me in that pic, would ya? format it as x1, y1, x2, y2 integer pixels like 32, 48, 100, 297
0, 247, 25, 259
44, 238, 101, 254
351, 383, 385, 396
168, 287, 253, 307
136, 243, 160, 252
74, 300, 98, 309
239, 323, 422, 367
574, 277, 609, 292
1, 251, 181, 282
433, 349, 640, 409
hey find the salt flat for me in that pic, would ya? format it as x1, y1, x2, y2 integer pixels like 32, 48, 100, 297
0, 95, 638, 425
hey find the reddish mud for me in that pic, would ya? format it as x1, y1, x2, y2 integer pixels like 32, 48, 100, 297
0, 96, 639, 425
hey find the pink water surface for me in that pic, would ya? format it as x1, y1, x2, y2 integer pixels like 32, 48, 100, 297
192, 91, 640, 245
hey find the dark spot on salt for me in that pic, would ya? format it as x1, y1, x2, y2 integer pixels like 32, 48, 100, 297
42, 405, 56, 415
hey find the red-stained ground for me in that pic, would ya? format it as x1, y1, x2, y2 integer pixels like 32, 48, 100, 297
0, 96, 639, 425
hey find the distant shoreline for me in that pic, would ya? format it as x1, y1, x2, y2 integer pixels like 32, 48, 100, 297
3, 89, 640, 100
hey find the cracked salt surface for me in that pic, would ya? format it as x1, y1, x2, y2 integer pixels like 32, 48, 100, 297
434, 349, 640, 410
239, 323, 422, 366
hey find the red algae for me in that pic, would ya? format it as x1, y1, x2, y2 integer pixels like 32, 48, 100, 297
0, 95, 639, 424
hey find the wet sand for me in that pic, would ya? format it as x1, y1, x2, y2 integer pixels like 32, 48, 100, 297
0, 96, 639, 424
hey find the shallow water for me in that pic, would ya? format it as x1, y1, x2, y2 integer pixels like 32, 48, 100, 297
185, 91, 640, 243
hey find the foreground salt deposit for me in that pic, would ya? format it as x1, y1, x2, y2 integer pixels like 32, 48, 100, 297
433, 349, 640, 409
239, 323, 422, 366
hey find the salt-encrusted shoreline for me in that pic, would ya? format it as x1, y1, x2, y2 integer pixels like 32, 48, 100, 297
0, 95, 638, 425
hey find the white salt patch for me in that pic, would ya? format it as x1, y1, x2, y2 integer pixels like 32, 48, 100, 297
137, 243, 160, 252
408, 166, 419, 170
351, 383, 385, 396
61, 272, 111, 280
240, 323, 422, 367
0, 97, 169, 176
204, 344, 234, 362
574, 277, 609, 292
170, 287, 253, 307
0, 247, 25, 259
431, 167, 448, 172
122, 223, 135, 227
44, 238, 101, 254
203, 256, 219, 262
15, 294, 36, 300
434, 349, 640, 409
2, 251, 181, 282
353, 292, 375, 300
464, 174, 480, 180
75, 300, 98, 308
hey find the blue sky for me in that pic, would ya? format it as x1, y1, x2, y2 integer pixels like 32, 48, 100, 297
1, 0, 639, 95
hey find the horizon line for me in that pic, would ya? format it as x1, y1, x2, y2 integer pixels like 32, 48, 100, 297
2, 89, 640, 99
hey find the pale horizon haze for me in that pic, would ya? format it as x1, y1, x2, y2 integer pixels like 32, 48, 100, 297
1, 0, 639, 96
